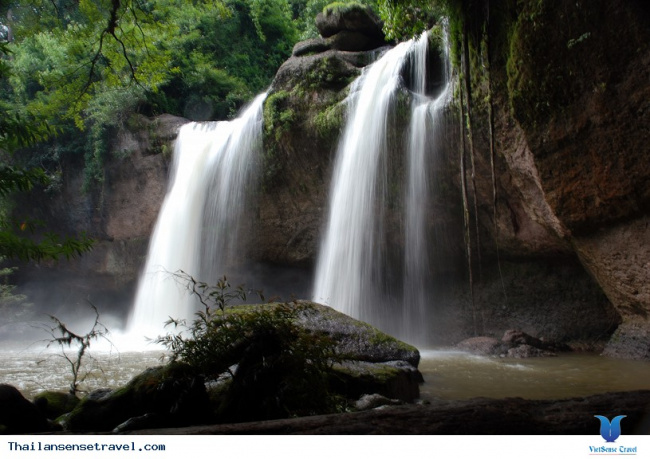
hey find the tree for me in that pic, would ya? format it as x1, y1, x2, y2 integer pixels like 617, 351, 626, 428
41, 304, 111, 395
0, 41, 93, 262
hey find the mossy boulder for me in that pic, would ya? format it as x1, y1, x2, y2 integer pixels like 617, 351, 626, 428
62, 362, 211, 432
33, 391, 80, 420
227, 302, 423, 403
296, 301, 420, 366
330, 360, 423, 402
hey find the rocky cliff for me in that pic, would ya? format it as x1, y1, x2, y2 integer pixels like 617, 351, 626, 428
495, 0, 650, 358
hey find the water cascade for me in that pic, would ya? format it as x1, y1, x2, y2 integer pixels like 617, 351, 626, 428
313, 31, 451, 345
127, 93, 267, 340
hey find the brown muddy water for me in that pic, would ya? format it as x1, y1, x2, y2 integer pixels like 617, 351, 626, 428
1, 345, 650, 401
419, 349, 650, 400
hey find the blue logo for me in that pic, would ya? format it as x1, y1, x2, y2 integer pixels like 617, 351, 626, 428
594, 415, 626, 442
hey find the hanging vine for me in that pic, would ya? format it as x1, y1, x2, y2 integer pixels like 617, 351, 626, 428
457, 73, 476, 336
483, 0, 508, 303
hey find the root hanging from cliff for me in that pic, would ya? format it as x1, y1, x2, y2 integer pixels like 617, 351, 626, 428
484, 0, 508, 306
458, 78, 477, 337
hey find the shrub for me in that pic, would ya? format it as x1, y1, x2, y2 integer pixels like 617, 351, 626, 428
156, 274, 341, 422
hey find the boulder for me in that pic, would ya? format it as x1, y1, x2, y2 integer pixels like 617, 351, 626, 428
0, 384, 52, 434
456, 330, 564, 358
502, 329, 567, 352
330, 360, 423, 402
214, 302, 423, 412
33, 391, 80, 420
314, 4, 387, 52
315, 4, 385, 41
62, 362, 211, 432
292, 37, 331, 57
507, 344, 556, 358
326, 29, 383, 52
297, 301, 420, 366
354, 393, 404, 411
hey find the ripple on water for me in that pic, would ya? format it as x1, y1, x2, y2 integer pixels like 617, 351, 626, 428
418, 348, 650, 401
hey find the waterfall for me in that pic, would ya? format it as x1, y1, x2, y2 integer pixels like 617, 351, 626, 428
312, 40, 412, 324
313, 31, 451, 345
403, 32, 451, 344
127, 93, 267, 340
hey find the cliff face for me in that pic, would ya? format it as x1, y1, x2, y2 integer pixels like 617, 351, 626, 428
253, 1, 648, 355
500, 0, 650, 358
11, 115, 185, 320
14, 2, 649, 357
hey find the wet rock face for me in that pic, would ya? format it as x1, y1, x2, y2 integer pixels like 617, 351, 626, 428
504, 0, 650, 358
252, 11, 387, 266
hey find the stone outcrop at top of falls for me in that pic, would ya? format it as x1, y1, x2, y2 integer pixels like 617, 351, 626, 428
292, 4, 387, 55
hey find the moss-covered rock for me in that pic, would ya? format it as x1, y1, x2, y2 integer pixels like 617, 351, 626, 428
33, 391, 80, 420
63, 362, 211, 432
223, 302, 423, 404
330, 360, 423, 402
296, 301, 420, 366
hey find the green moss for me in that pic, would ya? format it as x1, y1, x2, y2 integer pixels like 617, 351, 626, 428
262, 90, 295, 188
332, 361, 402, 381
33, 391, 80, 419
505, 1, 598, 128
263, 90, 295, 142
312, 102, 345, 142
323, 2, 366, 16
302, 55, 357, 92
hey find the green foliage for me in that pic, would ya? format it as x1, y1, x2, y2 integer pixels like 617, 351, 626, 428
323, 1, 366, 15
0, 164, 93, 261
377, 0, 444, 41
156, 274, 341, 421
261, 90, 293, 187
3, 0, 304, 188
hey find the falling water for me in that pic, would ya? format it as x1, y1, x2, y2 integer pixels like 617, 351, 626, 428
127, 93, 267, 341
313, 40, 412, 324
403, 32, 452, 344
313, 31, 451, 345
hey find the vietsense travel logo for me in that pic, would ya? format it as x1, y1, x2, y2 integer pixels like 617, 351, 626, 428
589, 415, 638, 456
595, 415, 626, 442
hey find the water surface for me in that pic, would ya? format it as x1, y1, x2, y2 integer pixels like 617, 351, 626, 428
2, 346, 649, 402
419, 349, 650, 401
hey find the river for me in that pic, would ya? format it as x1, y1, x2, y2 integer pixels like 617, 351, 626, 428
2, 343, 649, 402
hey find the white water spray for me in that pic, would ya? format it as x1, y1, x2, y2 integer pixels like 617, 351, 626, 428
127, 93, 267, 341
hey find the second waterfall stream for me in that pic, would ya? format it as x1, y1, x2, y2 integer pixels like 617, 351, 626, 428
313, 31, 451, 345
